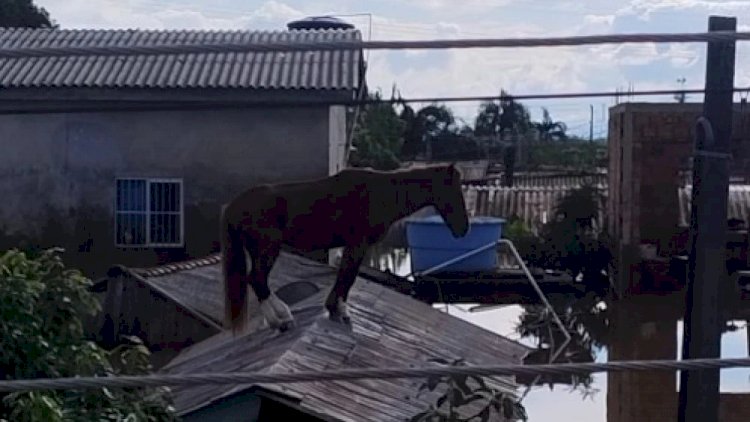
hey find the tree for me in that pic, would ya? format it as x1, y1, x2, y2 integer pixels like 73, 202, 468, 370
400, 103, 458, 160
473, 91, 532, 139
474, 91, 532, 186
532, 108, 567, 142
0, 0, 57, 28
0, 248, 177, 421
349, 92, 406, 171
505, 184, 612, 393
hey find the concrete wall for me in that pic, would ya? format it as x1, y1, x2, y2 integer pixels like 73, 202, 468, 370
0, 104, 336, 277
607, 102, 750, 422
607, 300, 750, 422
609, 102, 750, 252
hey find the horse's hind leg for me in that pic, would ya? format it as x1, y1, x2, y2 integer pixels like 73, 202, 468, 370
249, 237, 295, 332
325, 244, 368, 325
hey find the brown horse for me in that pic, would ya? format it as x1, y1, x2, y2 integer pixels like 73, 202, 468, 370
220, 164, 469, 333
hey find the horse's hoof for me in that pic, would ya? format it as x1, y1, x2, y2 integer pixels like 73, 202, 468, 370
327, 310, 352, 325
325, 296, 352, 326
327, 314, 352, 329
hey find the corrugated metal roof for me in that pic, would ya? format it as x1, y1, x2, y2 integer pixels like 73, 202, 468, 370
464, 184, 608, 234
475, 173, 609, 188
133, 252, 529, 421
463, 184, 607, 269
378, 183, 608, 270
0, 28, 362, 90
678, 184, 750, 227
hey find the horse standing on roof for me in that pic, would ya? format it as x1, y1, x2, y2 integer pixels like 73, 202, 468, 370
220, 164, 470, 333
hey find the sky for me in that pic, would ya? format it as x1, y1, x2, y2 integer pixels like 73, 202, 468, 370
34, 0, 750, 139
31, 0, 750, 420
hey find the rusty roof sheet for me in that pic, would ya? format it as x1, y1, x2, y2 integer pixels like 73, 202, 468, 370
132, 252, 530, 420
0, 28, 362, 90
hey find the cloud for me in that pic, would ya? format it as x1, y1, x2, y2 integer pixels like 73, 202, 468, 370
408, 0, 517, 11
36, 0, 305, 30
589, 43, 661, 66
664, 43, 701, 68
249, 0, 305, 23
584, 14, 615, 26
617, 0, 750, 20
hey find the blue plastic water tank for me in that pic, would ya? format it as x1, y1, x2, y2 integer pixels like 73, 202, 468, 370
406, 215, 505, 273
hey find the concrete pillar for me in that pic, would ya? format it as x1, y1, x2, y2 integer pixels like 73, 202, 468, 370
607, 299, 679, 422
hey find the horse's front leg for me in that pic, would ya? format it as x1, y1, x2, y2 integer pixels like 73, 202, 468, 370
325, 244, 368, 325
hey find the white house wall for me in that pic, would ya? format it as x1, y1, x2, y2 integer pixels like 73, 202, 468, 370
328, 105, 347, 176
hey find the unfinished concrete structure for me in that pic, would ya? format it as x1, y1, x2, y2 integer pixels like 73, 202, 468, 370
607, 102, 750, 422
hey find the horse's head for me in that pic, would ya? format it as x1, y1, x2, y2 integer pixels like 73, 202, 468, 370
431, 163, 469, 238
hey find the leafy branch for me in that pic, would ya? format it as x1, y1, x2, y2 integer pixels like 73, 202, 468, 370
410, 358, 527, 422
0, 248, 177, 421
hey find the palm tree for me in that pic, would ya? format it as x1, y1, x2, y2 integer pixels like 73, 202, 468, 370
533, 108, 568, 142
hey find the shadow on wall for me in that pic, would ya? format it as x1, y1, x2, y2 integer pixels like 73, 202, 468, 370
0, 202, 228, 279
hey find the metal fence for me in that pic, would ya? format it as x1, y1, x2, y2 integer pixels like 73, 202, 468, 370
462, 183, 608, 268
466, 172, 608, 188
462, 183, 608, 232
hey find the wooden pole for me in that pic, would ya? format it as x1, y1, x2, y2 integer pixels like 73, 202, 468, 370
678, 15, 736, 422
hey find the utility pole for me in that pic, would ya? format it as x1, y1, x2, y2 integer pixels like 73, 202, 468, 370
589, 104, 594, 142
678, 15, 736, 422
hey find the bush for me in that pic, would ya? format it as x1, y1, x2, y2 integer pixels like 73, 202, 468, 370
0, 248, 177, 421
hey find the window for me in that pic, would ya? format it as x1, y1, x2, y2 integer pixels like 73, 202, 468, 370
115, 178, 184, 247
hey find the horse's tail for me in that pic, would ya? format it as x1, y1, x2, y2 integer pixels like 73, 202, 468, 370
220, 204, 248, 333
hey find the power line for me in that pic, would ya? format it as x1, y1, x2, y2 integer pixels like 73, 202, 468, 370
1, 30, 750, 58
0, 356, 749, 393
0, 86, 744, 115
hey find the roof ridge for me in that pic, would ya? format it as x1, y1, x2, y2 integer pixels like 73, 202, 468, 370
0, 27, 361, 37
131, 253, 222, 277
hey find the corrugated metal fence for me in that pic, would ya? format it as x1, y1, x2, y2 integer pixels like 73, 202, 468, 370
462, 183, 608, 269
462, 183, 608, 235
469, 172, 608, 188
678, 184, 750, 227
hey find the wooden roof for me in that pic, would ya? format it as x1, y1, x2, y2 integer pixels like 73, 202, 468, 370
121, 251, 531, 420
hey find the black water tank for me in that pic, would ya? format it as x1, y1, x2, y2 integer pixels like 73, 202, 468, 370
287, 16, 354, 30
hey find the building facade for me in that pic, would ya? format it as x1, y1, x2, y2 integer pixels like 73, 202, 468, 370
0, 25, 364, 277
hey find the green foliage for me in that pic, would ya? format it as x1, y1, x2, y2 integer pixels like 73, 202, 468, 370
525, 140, 604, 172
410, 358, 527, 422
399, 103, 481, 161
505, 185, 613, 395
0, 248, 177, 422
532, 108, 567, 143
389, 89, 609, 172
473, 91, 532, 139
349, 92, 406, 170
0, 0, 56, 28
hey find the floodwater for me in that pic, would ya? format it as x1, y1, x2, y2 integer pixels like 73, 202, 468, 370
359, 244, 750, 421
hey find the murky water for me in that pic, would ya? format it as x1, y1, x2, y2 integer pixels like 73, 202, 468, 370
358, 244, 750, 397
